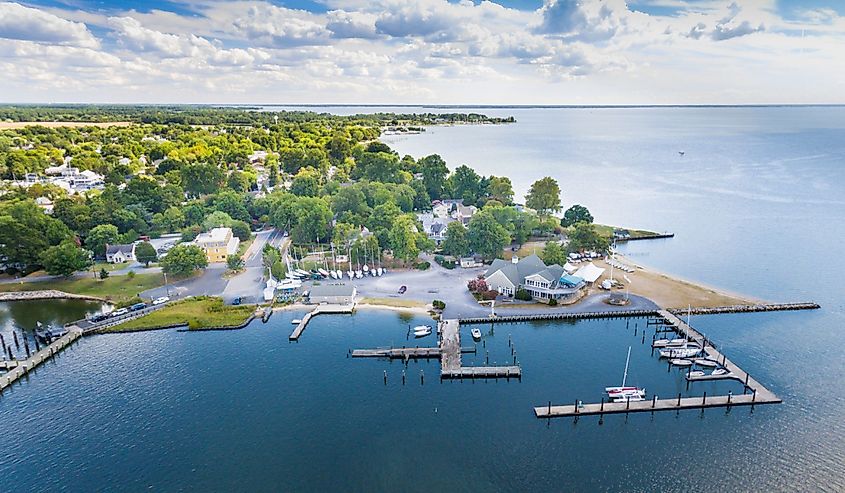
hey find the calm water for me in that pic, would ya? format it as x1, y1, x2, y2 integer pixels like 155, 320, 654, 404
2, 107, 844, 491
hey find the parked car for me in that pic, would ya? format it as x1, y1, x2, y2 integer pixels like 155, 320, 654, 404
152, 296, 170, 306
232, 296, 242, 305
398, 285, 407, 294
88, 313, 110, 323
129, 302, 147, 311
112, 308, 129, 317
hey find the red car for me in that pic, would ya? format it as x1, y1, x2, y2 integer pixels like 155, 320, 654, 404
398, 285, 407, 294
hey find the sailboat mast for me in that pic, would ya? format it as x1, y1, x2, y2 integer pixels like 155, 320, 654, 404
622, 346, 632, 387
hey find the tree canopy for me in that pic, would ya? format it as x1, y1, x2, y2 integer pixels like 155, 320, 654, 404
526, 177, 562, 215
561, 204, 594, 227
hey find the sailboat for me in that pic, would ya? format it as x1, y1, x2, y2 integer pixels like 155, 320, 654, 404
605, 346, 646, 402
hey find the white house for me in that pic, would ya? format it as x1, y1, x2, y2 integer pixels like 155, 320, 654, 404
484, 254, 586, 303
106, 243, 136, 263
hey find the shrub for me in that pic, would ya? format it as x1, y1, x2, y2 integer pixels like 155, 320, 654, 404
432, 300, 446, 310
414, 261, 430, 270
99, 268, 109, 280
467, 278, 489, 293
515, 289, 532, 301
548, 298, 558, 306
127, 270, 136, 279
481, 290, 499, 301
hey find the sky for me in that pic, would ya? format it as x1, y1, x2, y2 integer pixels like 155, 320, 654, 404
0, 0, 843, 104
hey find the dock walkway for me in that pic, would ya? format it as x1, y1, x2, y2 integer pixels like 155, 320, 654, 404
1, 328, 82, 393
289, 303, 354, 340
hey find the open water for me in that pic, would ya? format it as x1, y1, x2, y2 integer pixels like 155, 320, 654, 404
1, 106, 844, 491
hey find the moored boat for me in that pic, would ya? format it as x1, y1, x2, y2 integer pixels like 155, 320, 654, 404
652, 338, 687, 348
671, 359, 693, 366
606, 347, 646, 401
659, 345, 701, 358
471, 328, 482, 340
688, 370, 705, 377
413, 325, 432, 337
291, 319, 302, 325
711, 368, 731, 376
694, 359, 718, 367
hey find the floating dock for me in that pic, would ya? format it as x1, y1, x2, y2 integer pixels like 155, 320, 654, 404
351, 346, 476, 359
535, 309, 782, 418
1, 328, 82, 393
458, 309, 657, 325
289, 303, 355, 340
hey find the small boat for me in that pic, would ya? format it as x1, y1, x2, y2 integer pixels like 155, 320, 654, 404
671, 359, 693, 367
413, 325, 432, 337
471, 328, 482, 340
335, 270, 343, 279
329, 271, 338, 279
652, 338, 686, 348
291, 319, 302, 325
711, 368, 731, 376
363, 264, 369, 272
355, 270, 363, 279
659, 345, 701, 359
318, 268, 329, 278
694, 359, 718, 367
688, 370, 705, 377
377, 268, 383, 276
606, 347, 646, 400
347, 270, 354, 279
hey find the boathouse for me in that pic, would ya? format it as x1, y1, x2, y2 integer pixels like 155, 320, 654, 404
308, 284, 357, 305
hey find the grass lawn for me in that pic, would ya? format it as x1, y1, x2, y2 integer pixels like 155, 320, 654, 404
359, 297, 426, 309
107, 296, 255, 331
0, 272, 165, 302
237, 236, 255, 258
592, 224, 659, 239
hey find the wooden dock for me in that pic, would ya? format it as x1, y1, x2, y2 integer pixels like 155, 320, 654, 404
0, 328, 82, 393
289, 303, 355, 340
458, 309, 657, 325
535, 391, 780, 418
439, 319, 521, 379
535, 309, 781, 418
351, 346, 476, 359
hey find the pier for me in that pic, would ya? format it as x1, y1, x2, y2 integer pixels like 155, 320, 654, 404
458, 309, 657, 325
667, 302, 819, 316
535, 308, 781, 418
289, 304, 355, 340
1, 328, 82, 393
352, 319, 521, 379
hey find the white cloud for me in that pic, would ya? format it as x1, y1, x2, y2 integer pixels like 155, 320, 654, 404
0, 2, 98, 48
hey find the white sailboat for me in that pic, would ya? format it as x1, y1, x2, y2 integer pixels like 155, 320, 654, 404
605, 347, 646, 402
659, 344, 701, 359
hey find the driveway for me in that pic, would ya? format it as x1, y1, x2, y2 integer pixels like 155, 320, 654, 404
141, 263, 228, 301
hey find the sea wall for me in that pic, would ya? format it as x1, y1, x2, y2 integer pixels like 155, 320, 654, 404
0, 290, 104, 302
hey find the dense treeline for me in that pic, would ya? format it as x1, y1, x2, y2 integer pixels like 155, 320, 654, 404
0, 105, 514, 126
0, 107, 564, 278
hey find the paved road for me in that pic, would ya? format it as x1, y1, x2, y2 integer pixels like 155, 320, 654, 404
141, 264, 228, 301
221, 228, 284, 304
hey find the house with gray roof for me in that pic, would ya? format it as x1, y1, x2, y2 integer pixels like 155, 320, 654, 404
105, 243, 136, 263
308, 283, 357, 305
484, 254, 585, 303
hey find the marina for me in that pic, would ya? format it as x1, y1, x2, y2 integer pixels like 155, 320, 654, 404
535, 308, 781, 418
289, 304, 355, 340
0, 328, 82, 392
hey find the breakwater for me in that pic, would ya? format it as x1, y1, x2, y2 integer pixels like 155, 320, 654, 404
0, 290, 104, 302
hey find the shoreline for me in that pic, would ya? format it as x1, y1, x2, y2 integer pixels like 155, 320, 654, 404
0, 290, 105, 303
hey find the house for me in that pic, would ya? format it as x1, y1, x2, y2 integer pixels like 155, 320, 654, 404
106, 243, 136, 263
453, 203, 477, 225
35, 196, 54, 214
308, 283, 357, 305
417, 213, 454, 245
194, 227, 240, 263
484, 254, 586, 303
248, 150, 269, 163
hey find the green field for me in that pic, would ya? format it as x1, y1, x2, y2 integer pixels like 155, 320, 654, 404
0, 272, 165, 302
106, 296, 255, 331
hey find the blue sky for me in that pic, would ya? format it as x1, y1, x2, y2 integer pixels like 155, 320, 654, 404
1, 0, 843, 104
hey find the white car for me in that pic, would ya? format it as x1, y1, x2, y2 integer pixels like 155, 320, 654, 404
112, 308, 129, 317
152, 296, 170, 306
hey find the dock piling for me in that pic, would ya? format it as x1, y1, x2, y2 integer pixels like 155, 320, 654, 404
383, 370, 387, 385
677, 393, 682, 406
702, 392, 707, 406
13, 332, 19, 349
420, 369, 424, 385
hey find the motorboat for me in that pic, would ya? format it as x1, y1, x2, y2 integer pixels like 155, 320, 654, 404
606, 347, 646, 400
671, 359, 693, 367
694, 359, 718, 367
652, 338, 686, 348
659, 345, 701, 359
688, 370, 705, 377
711, 368, 731, 376
413, 325, 432, 338
377, 268, 383, 276
291, 319, 302, 325
471, 328, 482, 341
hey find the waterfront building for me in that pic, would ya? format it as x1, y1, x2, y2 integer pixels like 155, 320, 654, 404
484, 254, 586, 303
195, 227, 240, 263
308, 284, 357, 305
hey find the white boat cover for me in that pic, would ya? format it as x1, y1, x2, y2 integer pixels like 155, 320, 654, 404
563, 262, 578, 274
574, 263, 605, 283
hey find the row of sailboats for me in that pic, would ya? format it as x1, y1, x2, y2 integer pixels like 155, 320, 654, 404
284, 237, 387, 281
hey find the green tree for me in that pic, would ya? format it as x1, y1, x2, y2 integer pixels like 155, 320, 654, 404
230, 220, 251, 241
86, 224, 120, 259
268, 162, 280, 187
561, 204, 594, 227
161, 244, 208, 276
227, 254, 244, 271
441, 221, 470, 257
291, 197, 332, 243
99, 268, 109, 280
487, 176, 514, 204
290, 169, 320, 197
567, 222, 610, 254
445, 165, 482, 203
135, 241, 158, 267
388, 214, 421, 262
525, 177, 562, 215
202, 211, 233, 231
40, 241, 92, 278
227, 170, 252, 192
419, 154, 449, 199
181, 162, 224, 197
541, 241, 568, 266
467, 210, 510, 260
0, 199, 72, 270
